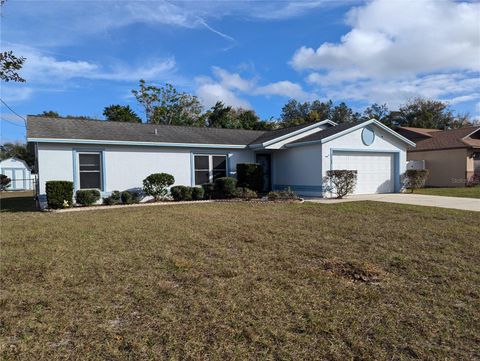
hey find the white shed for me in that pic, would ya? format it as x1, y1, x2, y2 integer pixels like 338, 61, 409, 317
0, 157, 35, 190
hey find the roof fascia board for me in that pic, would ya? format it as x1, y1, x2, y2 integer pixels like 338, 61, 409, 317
320, 119, 416, 147
27, 137, 248, 149
462, 127, 480, 139
249, 119, 336, 148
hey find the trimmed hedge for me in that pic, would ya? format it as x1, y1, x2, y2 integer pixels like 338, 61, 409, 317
192, 187, 204, 200
75, 189, 101, 206
213, 177, 237, 199
171, 186, 193, 201
121, 190, 140, 204
103, 190, 121, 205
202, 183, 214, 200
237, 163, 263, 193
234, 187, 258, 200
267, 187, 298, 201
171, 186, 205, 201
404, 169, 429, 192
46, 181, 74, 209
143, 173, 175, 200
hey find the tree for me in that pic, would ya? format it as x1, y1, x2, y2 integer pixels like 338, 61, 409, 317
205, 101, 234, 128
0, 142, 34, 167
131, 79, 160, 122
0, 2, 26, 83
362, 103, 390, 125
309, 100, 333, 122
0, 174, 11, 191
234, 109, 274, 130
331, 102, 360, 124
392, 98, 471, 129
38, 110, 60, 117
103, 105, 141, 123
132, 80, 203, 126
280, 99, 311, 127
0, 51, 26, 83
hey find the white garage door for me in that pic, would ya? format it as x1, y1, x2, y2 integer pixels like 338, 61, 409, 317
332, 152, 394, 194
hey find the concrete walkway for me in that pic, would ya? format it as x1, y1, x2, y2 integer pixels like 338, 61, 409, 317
306, 193, 480, 212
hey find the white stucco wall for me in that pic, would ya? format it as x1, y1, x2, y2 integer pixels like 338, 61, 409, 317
37, 143, 255, 196
271, 143, 323, 196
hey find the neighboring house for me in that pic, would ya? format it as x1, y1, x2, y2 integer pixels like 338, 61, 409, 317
0, 157, 35, 190
26, 115, 414, 205
396, 126, 480, 187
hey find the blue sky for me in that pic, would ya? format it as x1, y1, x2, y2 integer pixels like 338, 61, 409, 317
1, 0, 479, 143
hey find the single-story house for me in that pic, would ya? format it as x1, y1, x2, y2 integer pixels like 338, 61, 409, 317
396, 126, 480, 187
0, 157, 35, 190
26, 115, 415, 205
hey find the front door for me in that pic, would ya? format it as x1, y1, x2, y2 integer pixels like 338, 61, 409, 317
256, 154, 271, 193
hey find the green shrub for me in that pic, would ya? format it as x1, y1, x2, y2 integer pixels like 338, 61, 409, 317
236, 163, 263, 193
46, 181, 74, 209
213, 177, 237, 199
0, 174, 11, 191
75, 189, 101, 206
192, 187, 204, 200
267, 187, 298, 201
121, 191, 140, 204
404, 169, 429, 192
103, 190, 121, 205
170, 186, 193, 201
202, 183, 214, 199
323, 170, 358, 199
235, 187, 258, 200
143, 173, 175, 200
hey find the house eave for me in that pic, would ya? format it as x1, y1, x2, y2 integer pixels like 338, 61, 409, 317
26, 137, 249, 149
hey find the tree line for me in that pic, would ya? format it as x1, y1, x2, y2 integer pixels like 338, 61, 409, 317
37, 80, 474, 131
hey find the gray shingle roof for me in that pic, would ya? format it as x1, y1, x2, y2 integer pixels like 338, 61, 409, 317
290, 122, 359, 144
27, 116, 267, 145
250, 122, 324, 144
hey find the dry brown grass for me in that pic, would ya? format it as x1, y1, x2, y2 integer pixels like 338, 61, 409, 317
1, 201, 479, 360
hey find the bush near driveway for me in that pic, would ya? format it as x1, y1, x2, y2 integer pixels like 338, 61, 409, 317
45, 180, 74, 209
324, 170, 357, 199
404, 169, 429, 192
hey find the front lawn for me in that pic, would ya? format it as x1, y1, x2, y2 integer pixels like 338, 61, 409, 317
413, 186, 480, 198
1, 202, 478, 360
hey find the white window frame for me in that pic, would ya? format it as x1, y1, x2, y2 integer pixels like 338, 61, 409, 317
77, 151, 103, 190
193, 154, 228, 185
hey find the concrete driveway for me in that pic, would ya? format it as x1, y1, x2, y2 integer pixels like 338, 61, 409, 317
307, 193, 480, 212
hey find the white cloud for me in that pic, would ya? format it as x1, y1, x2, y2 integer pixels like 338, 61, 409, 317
255, 81, 313, 100
196, 82, 251, 109
291, 0, 480, 110
310, 72, 480, 108
196, 67, 313, 109
291, 0, 480, 76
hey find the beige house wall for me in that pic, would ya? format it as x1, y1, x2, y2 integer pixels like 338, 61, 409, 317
407, 148, 468, 187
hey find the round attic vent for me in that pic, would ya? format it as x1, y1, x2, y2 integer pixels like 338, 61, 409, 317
361, 127, 375, 146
